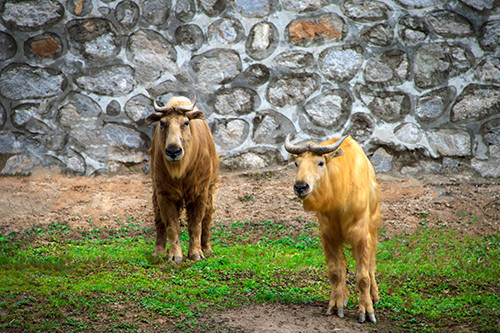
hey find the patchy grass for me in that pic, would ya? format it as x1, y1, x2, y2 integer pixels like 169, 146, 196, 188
0, 219, 498, 332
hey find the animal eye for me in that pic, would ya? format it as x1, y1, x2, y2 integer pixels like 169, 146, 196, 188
318, 161, 324, 167
294, 161, 298, 167
184, 120, 190, 127
159, 121, 166, 129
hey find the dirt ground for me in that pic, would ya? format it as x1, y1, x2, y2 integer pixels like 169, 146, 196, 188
0, 166, 498, 332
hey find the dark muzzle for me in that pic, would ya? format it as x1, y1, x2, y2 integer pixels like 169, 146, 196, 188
293, 183, 310, 196
165, 147, 183, 160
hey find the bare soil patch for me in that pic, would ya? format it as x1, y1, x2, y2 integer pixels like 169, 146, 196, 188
0, 167, 498, 332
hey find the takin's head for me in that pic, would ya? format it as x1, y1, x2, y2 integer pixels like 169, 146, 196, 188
284, 134, 349, 199
145, 96, 205, 162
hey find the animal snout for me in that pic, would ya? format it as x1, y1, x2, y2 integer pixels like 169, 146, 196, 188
294, 183, 310, 196
165, 147, 183, 160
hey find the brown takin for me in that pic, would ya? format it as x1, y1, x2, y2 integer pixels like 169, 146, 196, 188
285, 134, 382, 324
146, 96, 219, 263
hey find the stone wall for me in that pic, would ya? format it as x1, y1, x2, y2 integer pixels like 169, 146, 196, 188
0, 0, 498, 177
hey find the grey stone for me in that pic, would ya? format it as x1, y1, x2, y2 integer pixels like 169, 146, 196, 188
396, 0, 446, 8
414, 42, 473, 89
75, 65, 136, 96
481, 118, 500, 146
252, 110, 295, 144
273, 51, 314, 70
0, 103, 5, 129
212, 119, 249, 150
125, 94, 154, 123
475, 57, 500, 84
242, 64, 270, 86
199, 0, 226, 16
221, 148, 283, 170
398, 15, 429, 43
208, 18, 245, 44
266, 73, 321, 107
191, 49, 242, 91
479, 20, 500, 53
359, 89, 410, 122
459, 0, 497, 11
0, 32, 17, 61
360, 24, 394, 47
115, 0, 140, 31
344, 113, 375, 143
141, 0, 171, 26
106, 100, 121, 116
426, 129, 471, 157
370, 147, 393, 173
425, 10, 473, 38
12, 103, 52, 134
471, 145, 500, 177
451, 84, 500, 123
416, 86, 456, 123
174, 0, 195, 22
0, 132, 23, 154
300, 89, 351, 134
126, 29, 178, 84
341, 0, 392, 22
0, 64, 67, 100
401, 165, 422, 176
104, 123, 146, 149
319, 45, 363, 82
394, 123, 423, 144
67, 18, 121, 60
1, 0, 64, 31
24, 33, 63, 62
213, 87, 260, 115
246, 22, 279, 60
420, 160, 442, 173
175, 24, 205, 51
287, 13, 346, 47
281, 0, 329, 12
234, 0, 275, 17
364, 50, 409, 86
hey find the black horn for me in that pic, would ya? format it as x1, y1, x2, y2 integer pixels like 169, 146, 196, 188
284, 134, 309, 155
309, 135, 349, 155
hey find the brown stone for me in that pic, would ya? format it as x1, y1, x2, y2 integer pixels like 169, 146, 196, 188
289, 16, 342, 44
30, 36, 59, 57
74, 0, 84, 15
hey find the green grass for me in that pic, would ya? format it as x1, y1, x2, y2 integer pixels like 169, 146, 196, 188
0, 219, 498, 332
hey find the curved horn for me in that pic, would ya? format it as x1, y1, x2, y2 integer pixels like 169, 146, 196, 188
284, 134, 309, 155
177, 96, 197, 112
309, 135, 349, 155
153, 100, 173, 112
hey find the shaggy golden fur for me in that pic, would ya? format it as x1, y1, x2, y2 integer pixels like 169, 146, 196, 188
147, 97, 219, 263
288, 136, 382, 323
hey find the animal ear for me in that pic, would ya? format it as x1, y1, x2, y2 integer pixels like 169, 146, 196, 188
145, 113, 163, 126
186, 110, 205, 120
325, 148, 344, 162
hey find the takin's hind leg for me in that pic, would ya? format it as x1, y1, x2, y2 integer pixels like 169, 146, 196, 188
323, 236, 348, 318
352, 235, 377, 324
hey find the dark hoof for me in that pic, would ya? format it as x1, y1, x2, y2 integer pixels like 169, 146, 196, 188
326, 306, 344, 318
359, 312, 376, 324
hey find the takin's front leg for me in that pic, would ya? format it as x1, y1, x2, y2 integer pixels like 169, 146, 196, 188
352, 234, 377, 324
186, 196, 208, 261
156, 195, 183, 263
322, 234, 348, 319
